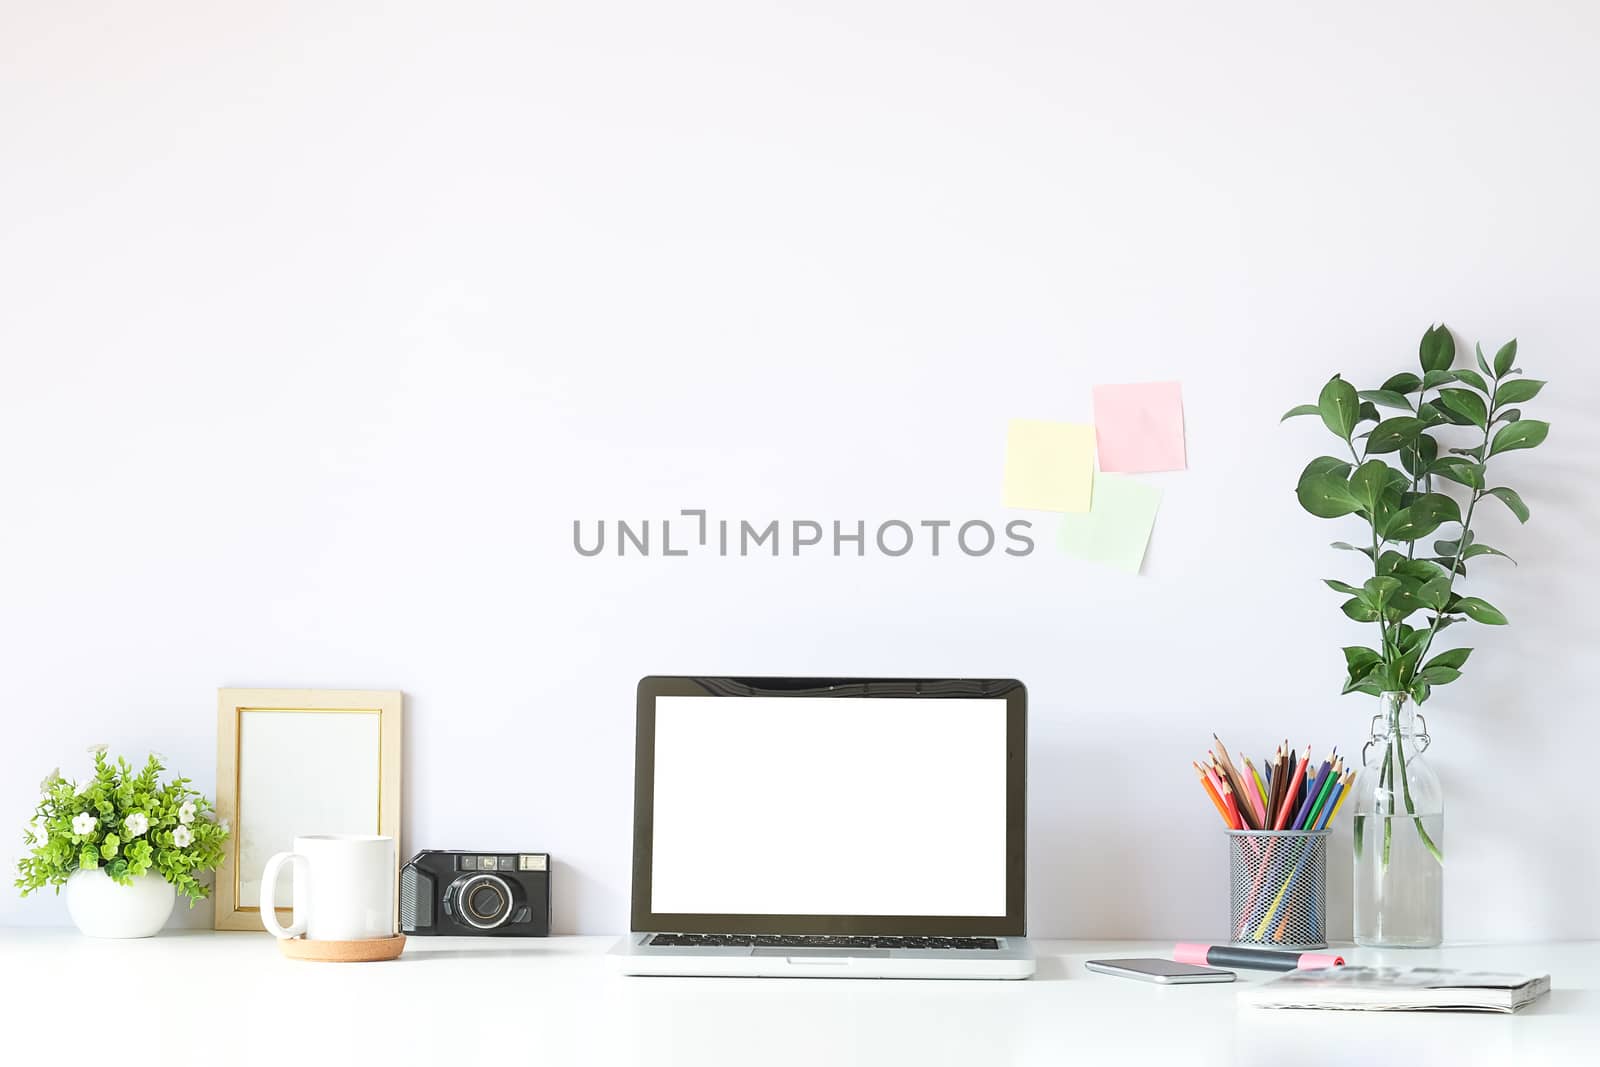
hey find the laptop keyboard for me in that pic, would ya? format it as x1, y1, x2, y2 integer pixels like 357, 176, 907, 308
649, 934, 1000, 950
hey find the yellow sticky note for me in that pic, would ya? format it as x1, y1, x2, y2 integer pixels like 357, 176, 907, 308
1003, 419, 1094, 512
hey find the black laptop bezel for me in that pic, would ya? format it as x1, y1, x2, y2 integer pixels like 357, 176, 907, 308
630, 676, 1027, 937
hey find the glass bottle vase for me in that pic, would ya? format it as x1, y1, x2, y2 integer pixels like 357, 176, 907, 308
1353, 691, 1443, 947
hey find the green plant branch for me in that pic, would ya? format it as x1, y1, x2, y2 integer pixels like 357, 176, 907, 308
1347, 436, 1393, 654
1287, 328, 1548, 884
1394, 717, 1443, 863
1369, 740, 1392, 869
1412, 378, 1499, 671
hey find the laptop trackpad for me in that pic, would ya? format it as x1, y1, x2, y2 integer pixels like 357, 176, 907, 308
751, 948, 891, 959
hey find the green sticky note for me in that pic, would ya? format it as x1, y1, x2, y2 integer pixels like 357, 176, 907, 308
1003, 419, 1095, 512
1056, 473, 1162, 574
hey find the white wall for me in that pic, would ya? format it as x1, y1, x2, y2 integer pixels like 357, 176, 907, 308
2, 1, 1596, 939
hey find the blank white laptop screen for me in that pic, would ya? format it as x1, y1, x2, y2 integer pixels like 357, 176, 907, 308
650, 695, 1008, 917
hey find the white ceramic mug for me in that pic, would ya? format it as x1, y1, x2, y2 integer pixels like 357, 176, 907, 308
259, 834, 396, 941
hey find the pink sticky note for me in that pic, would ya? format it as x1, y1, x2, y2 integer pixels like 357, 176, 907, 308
1092, 381, 1187, 473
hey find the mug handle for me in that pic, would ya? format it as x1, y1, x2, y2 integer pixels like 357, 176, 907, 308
259, 852, 309, 939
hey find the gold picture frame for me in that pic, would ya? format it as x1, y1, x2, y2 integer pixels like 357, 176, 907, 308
213, 688, 403, 931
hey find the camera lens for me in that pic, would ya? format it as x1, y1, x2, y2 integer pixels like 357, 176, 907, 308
455, 873, 513, 929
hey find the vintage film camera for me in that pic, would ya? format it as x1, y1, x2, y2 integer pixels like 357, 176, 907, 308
400, 850, 550, 936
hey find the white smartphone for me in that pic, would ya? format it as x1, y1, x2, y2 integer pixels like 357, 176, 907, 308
1084, 958, 1236, 984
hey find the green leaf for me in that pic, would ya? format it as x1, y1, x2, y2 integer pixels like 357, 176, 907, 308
1341, 597, 1380, 623
1346, 460, 1394, 516
1297, 466, 1360, 519
1492, 338, 1518, 377
1463, 543, 1517, 564
1415, 400, 1447, 427
1488, 419, 1549, 456
1383, 493, 1460, 543
1475, 341, 1492, 377
1421, 369, 1455, 390
1376, 550, 1408, 575
1344, 645, 1382, 671
1324, 578, 1363, 596
1456, 596, 1509, 625
1399, 434, 1438, 479
1361, 576, 1403, 614
1430, 458, 1485, 491
1341, 647, 1384, 693
1331, 541, 1376, 559
1385, 578, 1429, 622
1394, 639, 1425, 684
1357, 400, 1380, 424
1437, 388, 1488, 428
1281, 403, 1321, 422
1318, 375, 1360, 440
1485, 486, 1530, 523
1419, 324, 1455, 374
1451, 368, 1490, 393
1493, 407, 1522, 426
1415, 666, 1462, 687
79, 848, 98, 871
1350, 676, 1385, 698
1391, 558, 1446, 581
1358, 389, 1413, 410
1381, 372, 1423, 394
1365, 416, 1423, 454
1423, 647, 1472, 672
1494, 378, 1545, 406
1383, 508, 1432, 543
1416, 576, 1452, 611
1302, 456, 1352, 478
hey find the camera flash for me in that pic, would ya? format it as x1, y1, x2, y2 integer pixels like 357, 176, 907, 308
519, 855, 547, 871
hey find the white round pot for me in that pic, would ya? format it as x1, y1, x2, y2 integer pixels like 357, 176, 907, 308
64, 869, 176, 938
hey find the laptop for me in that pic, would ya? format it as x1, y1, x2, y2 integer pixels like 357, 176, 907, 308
613, 676, 1034, 979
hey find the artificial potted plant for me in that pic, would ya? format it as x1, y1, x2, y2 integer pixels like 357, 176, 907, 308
1284, 325, 1549, 947
16, 747, 228, 937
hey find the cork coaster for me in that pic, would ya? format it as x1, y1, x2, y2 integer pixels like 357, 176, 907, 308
278, 934, 406, 963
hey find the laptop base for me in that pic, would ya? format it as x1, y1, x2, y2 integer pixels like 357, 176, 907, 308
612, 933, 1036, 979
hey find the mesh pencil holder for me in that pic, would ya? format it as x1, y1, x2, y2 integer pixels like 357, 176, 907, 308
1226, 829, 1329, 950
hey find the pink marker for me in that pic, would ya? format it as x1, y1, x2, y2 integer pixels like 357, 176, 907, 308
1174, 943, 1344, 972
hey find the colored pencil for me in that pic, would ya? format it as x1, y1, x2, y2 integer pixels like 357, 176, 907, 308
1311, 770, 1346, 831
1194, 762, 1234, 828
1211, 739, 1259, 830
1266, 745, 1286, 828
1273, 747, 1310, 830
1212, 752, 1258, 830
1303, 757, 1342, 830
1323, 770, 1356, 828
1205, 757, 1227, 800
1221, 781, 1243, 831
1243, 755, 1270, 822
1282, 748, 1298, 822
1290, 753, 1332, 831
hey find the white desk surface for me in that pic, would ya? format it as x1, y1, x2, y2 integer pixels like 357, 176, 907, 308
2, 930, 1595, 1066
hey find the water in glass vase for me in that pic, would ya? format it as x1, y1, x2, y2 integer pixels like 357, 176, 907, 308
1354, 812, 1443, 947
1352, 692, 1443, 948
